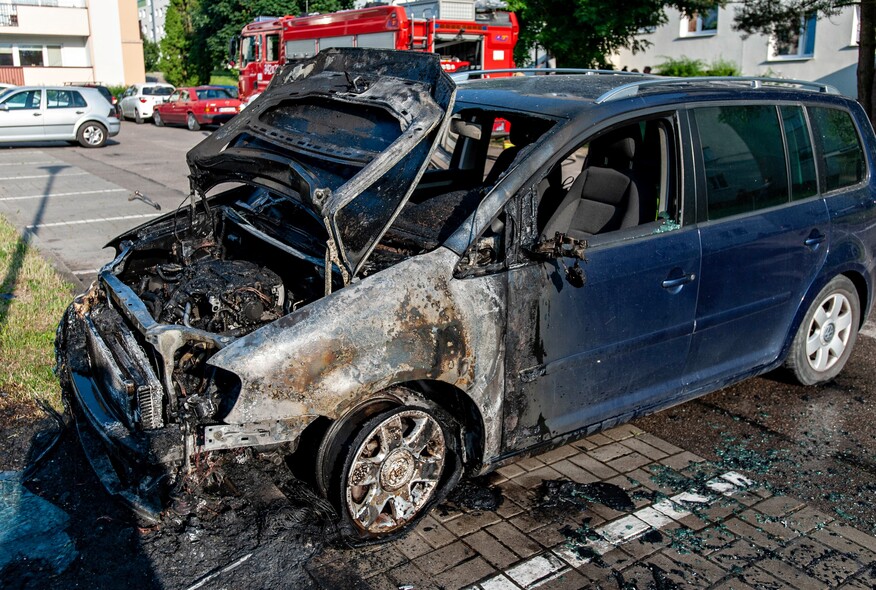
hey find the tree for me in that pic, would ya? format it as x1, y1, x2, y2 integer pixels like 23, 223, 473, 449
506, 0, 725, 68
142, 32, 160, 72
732, 1, 874, 123
160, 0, 200, 86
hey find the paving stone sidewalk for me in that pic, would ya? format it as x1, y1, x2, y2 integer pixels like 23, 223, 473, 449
307, 425, 876, 590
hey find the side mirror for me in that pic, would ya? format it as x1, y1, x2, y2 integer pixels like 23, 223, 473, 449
0, 104, 8, 112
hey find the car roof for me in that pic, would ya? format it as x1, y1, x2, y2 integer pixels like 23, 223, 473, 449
455, 73, 850, 119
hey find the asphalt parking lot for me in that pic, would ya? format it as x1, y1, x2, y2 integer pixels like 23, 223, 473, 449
2, 121, 876, 589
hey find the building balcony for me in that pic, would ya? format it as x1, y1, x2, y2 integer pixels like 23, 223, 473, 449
0, 1, 89, 36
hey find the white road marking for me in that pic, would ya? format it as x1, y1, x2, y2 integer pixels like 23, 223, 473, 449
469, 470, 756, 590
72, 269, 101, 275
0, 188, 126, 202
0, 172, 87, 180
0, 161, 55, 167
26, 213, 160, 229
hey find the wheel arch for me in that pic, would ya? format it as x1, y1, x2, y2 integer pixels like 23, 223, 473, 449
779, 266, 870, 364
303, 379, 486, 498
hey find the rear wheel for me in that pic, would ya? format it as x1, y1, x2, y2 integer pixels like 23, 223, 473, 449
785, 275, 860, 385
153, 111, 163, 127
134, 109, 144, 124
327, 404, 456, 542
77, 122, 107, 148
186, 112, 200, 131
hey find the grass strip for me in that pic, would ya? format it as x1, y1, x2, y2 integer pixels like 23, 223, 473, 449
0, 215, 74, 421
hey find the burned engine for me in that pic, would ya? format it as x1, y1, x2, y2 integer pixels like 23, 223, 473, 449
137, 258, 285, 336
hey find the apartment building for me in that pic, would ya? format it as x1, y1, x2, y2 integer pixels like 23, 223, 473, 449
138, 0, 168, 44
612, 4, 860, 97
0, 0, 145, 86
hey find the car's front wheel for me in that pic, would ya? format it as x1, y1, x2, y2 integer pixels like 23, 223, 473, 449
153, 111, 163, 127
77, 122, 107, 148
187, 112, 200, 131
785, 275, 860, 385
328, 404, 456, 542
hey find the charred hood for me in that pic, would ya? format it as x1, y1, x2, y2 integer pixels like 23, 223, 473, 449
186, 48, 456, 278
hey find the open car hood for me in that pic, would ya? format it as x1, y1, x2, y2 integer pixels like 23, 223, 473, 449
186, 48, 456, 278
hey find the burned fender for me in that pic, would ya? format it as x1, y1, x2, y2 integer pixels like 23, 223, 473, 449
209, 247, 505, 437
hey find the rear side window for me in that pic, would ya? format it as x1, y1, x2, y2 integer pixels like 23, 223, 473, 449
809, 106, 866, 192
781, 106, 818, 200
694, 105, 788, 220
47, 90, 86, 109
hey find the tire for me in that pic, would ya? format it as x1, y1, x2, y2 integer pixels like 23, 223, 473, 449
785, 275, 860, 385
134, 109, 144, 124
77, 122, 107, 148
153, 111, 163, 127
187, 112, 200, 131
327, 404, 457, 542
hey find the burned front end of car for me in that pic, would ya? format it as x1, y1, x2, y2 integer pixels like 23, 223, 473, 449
55, 48, 457, 519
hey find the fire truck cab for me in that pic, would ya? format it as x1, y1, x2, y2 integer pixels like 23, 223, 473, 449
231, 1, 519, 101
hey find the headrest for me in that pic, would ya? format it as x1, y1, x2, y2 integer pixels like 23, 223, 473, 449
606, 137, 636, 161
578, 167, 632, 205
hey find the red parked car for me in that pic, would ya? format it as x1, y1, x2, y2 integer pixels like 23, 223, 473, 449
152, 86, 241, 131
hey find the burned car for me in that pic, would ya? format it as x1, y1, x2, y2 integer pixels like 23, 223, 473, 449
57, 48, 876, 541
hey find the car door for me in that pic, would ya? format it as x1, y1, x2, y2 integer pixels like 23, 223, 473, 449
0, 89, 44, 140
169, 90, 187, 123
683, 104, 829, 390
43, 89, 87, 140
502, 114, 702, 452
120, 86, 135, 118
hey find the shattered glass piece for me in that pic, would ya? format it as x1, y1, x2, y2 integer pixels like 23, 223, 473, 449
0, 471, 77, 574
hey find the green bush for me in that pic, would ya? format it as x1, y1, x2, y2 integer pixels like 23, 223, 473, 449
655, 56, 741, 78
705, 58, 742, 77
655, 56, 706, 77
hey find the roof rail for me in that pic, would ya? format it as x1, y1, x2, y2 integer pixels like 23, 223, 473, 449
596, 76, 841, 104
451, 68, 646, 83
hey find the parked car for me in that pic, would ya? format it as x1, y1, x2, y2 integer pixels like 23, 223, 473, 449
118, 83, 174, 124
153, 86, 241, 131
65, 82, 118, 116
0, 85, 119, 147
57, 49, 876, 542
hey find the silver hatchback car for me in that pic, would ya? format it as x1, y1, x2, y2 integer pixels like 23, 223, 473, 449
0, 86, 120, 148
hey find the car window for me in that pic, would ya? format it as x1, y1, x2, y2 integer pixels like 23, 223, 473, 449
198, 88, 232, 100
47, 89, 87, 109
144, 86, 174, 96
168, 91, 180, 102
180, 91, 189, 101
537, 116, 680, 243
693, 105, 789, 220
3, 90, 41, 110
780, 106, 818, 200
808, 106, 867, 192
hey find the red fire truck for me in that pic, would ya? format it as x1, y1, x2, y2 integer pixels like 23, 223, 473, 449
231, 1, 519, 100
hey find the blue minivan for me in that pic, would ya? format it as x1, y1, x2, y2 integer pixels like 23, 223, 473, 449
57, 49, 876, 541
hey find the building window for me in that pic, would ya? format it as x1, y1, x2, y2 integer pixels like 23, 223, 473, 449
852, 5, 860, 47
772, 13, 817, 59
47, 46, 62, 67
18, 46, 44, 67
0, 46, 12, 67
681, 9, 718, 37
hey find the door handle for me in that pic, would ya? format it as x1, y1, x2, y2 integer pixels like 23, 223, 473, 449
32, 112, 42, 117
804, 230, 826, 249
662, 274, 696, 289
75, 110, 85, 114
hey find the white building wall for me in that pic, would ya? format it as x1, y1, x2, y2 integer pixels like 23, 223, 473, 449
86, 0, 125, 84
612, 5, 859, 97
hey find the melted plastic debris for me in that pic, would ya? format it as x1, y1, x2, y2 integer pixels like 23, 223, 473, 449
442, 477, 504, 513
0, 471, 77, 576
538, 479, 635, 512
